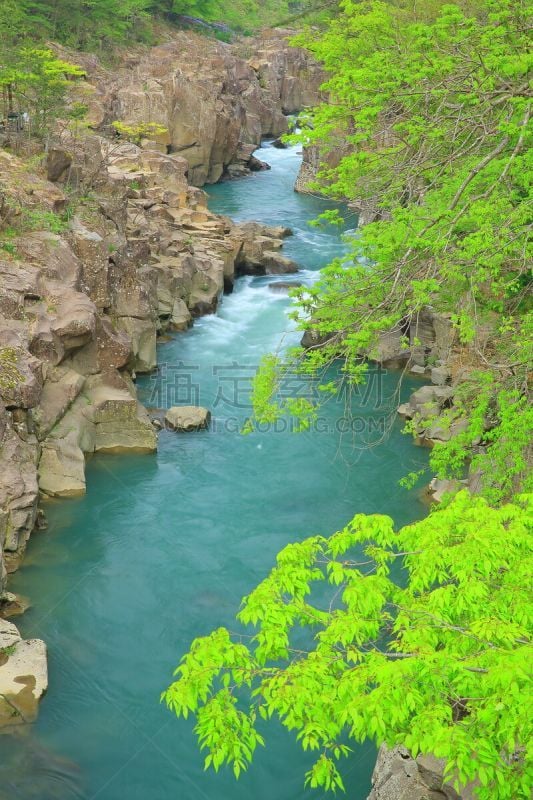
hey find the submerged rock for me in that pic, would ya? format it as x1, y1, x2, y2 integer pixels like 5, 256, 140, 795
0, 732, 83, 798
268, 281, 303, 293
165, 406, 211, 432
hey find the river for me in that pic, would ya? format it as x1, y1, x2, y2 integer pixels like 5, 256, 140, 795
3, 141, 428, 800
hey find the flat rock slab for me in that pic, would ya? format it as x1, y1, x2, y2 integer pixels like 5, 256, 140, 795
165, 406, 211, 432
0, 619, 48, 729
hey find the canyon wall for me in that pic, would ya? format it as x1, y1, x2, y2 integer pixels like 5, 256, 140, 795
62, 28, 323, 185
0, 29, 319, 726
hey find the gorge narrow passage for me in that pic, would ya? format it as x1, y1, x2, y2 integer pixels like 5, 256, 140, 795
4, 142, 429, 800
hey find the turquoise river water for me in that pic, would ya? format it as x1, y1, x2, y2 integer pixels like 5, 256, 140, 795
2, 142, 428, 800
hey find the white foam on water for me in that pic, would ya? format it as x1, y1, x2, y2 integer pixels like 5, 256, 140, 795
179, 277, 299, 363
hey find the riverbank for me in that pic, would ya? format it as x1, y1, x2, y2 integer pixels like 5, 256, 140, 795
0, 28, 321, 619
0, 21, 504, 800
0, 84, 435, 797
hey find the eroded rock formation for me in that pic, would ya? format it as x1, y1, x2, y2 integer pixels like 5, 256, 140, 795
0, 139, 297, 590
0, 29, 320, 726
58, 28, 322, 187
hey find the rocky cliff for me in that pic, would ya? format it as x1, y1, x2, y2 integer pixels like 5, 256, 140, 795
0, 29, 320, 727
61, 28, 323, 186
0, 140, 297, 589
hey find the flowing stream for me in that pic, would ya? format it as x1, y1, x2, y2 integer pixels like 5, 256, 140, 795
4, 142, 428, 800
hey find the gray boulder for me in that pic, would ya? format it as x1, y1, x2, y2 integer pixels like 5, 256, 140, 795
165, 406, 211, 431
367, 745, 470, 800
431, 366, 451, 386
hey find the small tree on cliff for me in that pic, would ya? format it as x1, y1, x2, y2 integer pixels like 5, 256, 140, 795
163, 492, 533, 797
111, 120, 168, 145
0, 48, 85, 143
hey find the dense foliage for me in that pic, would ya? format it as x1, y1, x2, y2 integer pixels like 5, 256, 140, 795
0, 0, 313, 48
253, 0, 532, 500
165, 492, 532, 797
165, 1, 533, 797
0, 44, 84, 140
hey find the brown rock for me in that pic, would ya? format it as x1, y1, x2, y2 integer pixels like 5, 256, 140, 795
16, 233, 81, 288
165, 406, 210, 431
116, 317, 157, 373
46, 148, 72, 182
66, 316, 132, 375
68, 219, 110, 310
32, 366, 85, 440
49, 289, 97, 352
0, 404, 39, 558
38, 432, 87, 498
0, 619, 48, 729
0, 345, 43, 410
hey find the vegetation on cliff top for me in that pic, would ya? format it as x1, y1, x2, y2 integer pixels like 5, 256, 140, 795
0, 45, 85, 141
164, 2, 532, 797
0, 0, 319, 48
